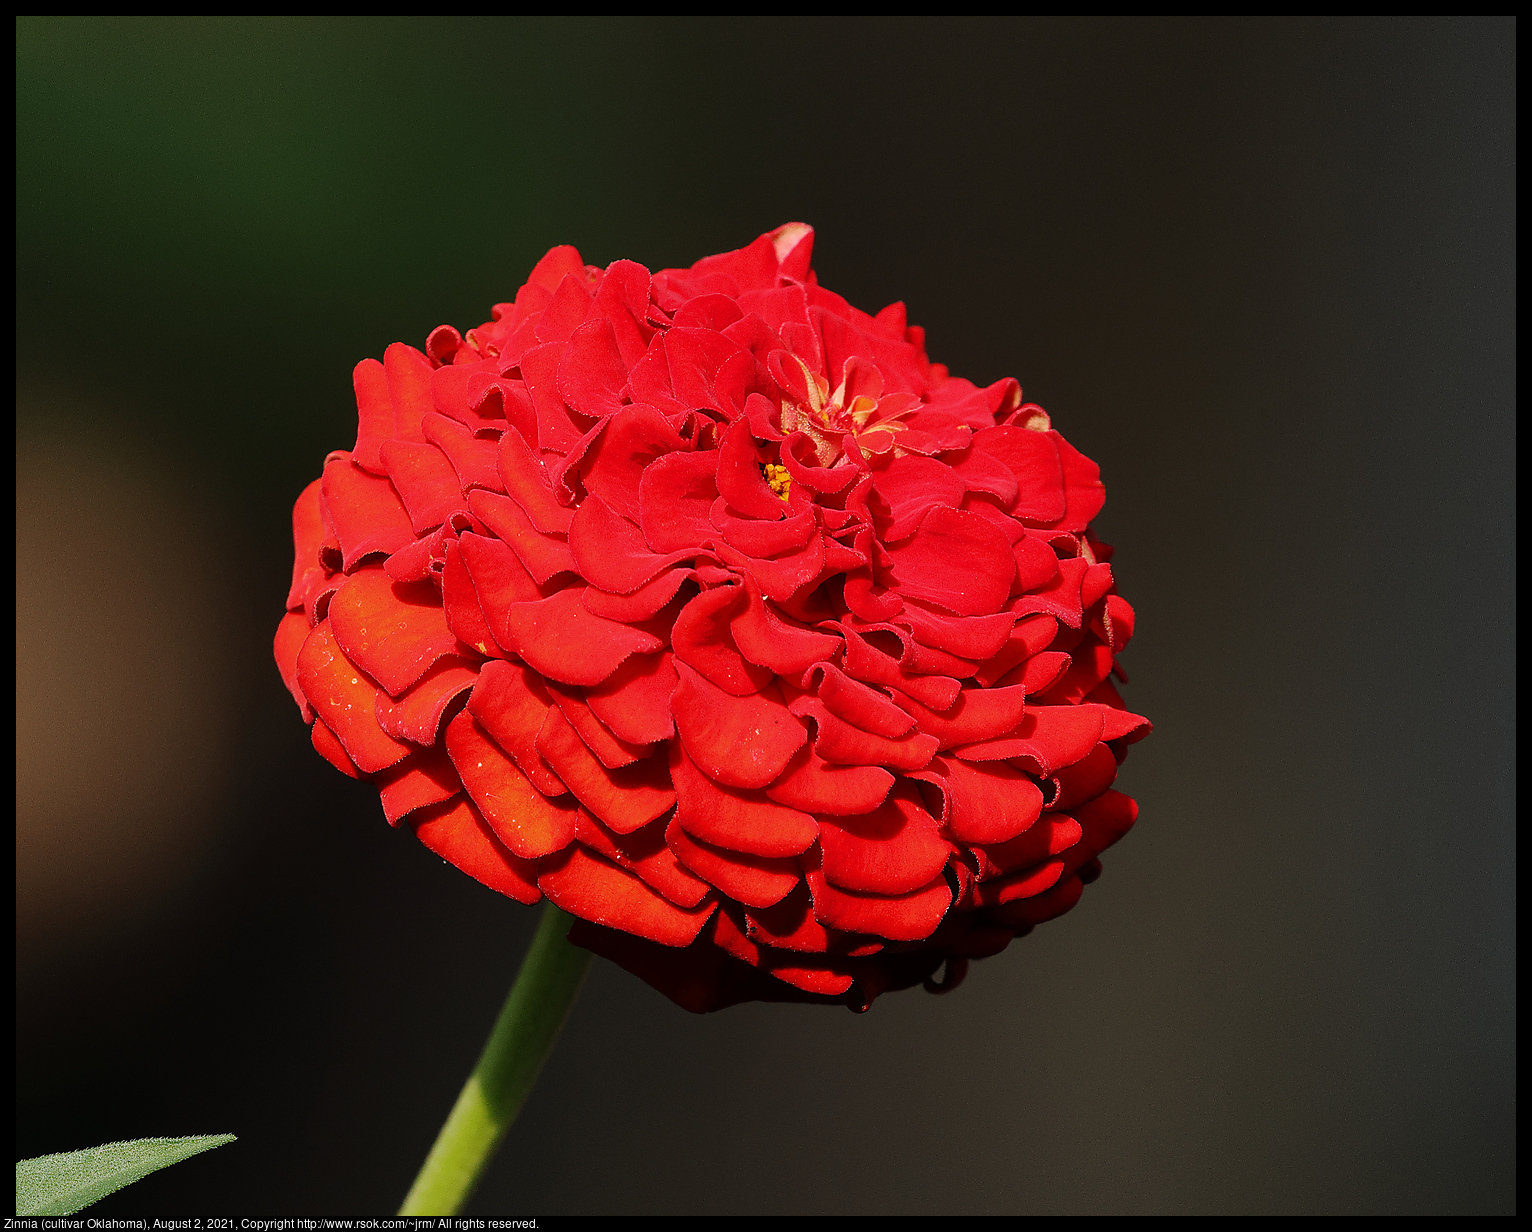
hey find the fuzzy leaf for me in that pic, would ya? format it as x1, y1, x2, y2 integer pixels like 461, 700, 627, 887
15, 1135, 236, 1215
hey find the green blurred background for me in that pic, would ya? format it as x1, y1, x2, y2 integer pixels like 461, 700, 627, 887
16, 17, 1515, 1215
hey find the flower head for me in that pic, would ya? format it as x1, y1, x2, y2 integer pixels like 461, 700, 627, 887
275, 225, 1149, 1011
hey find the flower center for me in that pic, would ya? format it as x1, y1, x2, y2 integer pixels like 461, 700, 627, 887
762, 463, 792, 500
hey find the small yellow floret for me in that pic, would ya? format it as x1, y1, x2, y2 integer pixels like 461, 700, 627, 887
763, 463, 792, 499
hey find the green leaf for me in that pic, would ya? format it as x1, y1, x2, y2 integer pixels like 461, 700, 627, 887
15, 1134, 236, 1215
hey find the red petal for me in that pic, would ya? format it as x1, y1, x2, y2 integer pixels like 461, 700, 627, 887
570, 493, 699, 593
1086, 701, 1152, 744
517, 342, 584, 455
870, 454, 967, 542
744, 883, 877, 956
670, 743, 818, 858
882, 507, 1014, 617
543, 681, 648, 768
974, 614, 1059, 687
458, 531, 548, 655
525, 244, 587, 295
908, 755, 1044, 844
296, 619, 413, 774
1005, 649, 1073, 696
664, 815, 801, 908
1051, 431, 1107, 532
286, 478, 326, 609
321, 455, 416, 570
711, 500, 815, 557
670, 662, 806, 790
377, 745, 462, 825
501, 587, 663, 686
729, 575, 843, 676
671, 584, 774, 696
892, 683, 1029, 749
575, 811, 709, 909
441, 538, 509, 659
1073, 789, 1138, 855
1052, 743, 1119, 810
585, 651, 679, 744
467, 489, 577, 585
717, 418, 787, 519
714, 532, 826, 604
948, 446, 1019, 509
742, 885, 830, 955
444, 710, 578, 859
590, 259, 658, 368
978, 857, 1066, 905
423, 412, 504, 494
803, 850, 952, 942
274, 609, 315, 722
497, 427, 574, 533
538, 845, 715, 947
557, 317, 629, 419
581, 566, 696, 621
374, 656, 479, 745
639, 449, 720, 552
1011, 555, 1087, 627
535, 707, 676, 834
952, 704, 1105, 774
1105, 594, 1135, 652
534, 273, 593, 345
837, 622, 961, 711
384, 342, 434, 443
1012, 535, 1061, 593
412, 796, 542, 905
896, 602, 1016, 661
580, 404, 690, 522
808, 662, 914, 739
986, 873, 1084, 930
817, 788, 953, 895
789, 696, 939, 772
465, 660, 567, 797
328, 565, 464, 697
971, 812, 1082, 878
311, 716, 363, 779
350, 358, 393, 474
380, 439, 465, 535
764, 744, 895, 815
972, 426, 1066, 524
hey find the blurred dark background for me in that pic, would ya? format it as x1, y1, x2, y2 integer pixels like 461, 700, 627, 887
15, 16, 1514, 1216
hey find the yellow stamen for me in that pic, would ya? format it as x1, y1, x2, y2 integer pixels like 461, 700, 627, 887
763, 463, 792, 500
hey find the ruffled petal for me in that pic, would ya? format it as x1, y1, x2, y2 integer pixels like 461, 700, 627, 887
664, 815, 802, 909
672, 662, 806, 790
670, 743, 818, 858
817, 789, 953, 895
464, 660, 567, 797
538, 845, 715, 947
789, 696, 939, 772
500, 587, 664, 686
803, 848, 952, 942
329, 565, 466, 697
534, 707, 676, 834
377, 745, 462, 825
907, 755, 1044, 845
321, 455, 416, 570
575, 811, 708, 909
444, 710, 578, 859
295, 619, 413, 774
412, 797, 543, 905
882, 507, 1014, 617
763, 745, 895, 816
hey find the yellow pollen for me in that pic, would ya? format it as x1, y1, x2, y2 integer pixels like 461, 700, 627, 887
763, 463, 792, 500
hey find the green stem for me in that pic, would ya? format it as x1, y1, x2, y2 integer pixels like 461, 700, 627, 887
399, 902, 593, 1215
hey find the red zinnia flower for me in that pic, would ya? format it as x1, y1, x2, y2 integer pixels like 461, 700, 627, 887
274, 224, 1149, 1012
